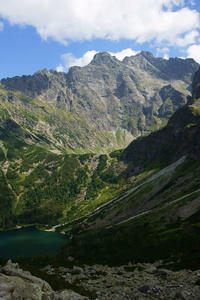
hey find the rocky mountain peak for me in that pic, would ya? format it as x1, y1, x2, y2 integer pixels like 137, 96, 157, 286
0, 51, 199, 153
34, 68, 50, 76
139, 50, 155, 60
90, 51, 119, 67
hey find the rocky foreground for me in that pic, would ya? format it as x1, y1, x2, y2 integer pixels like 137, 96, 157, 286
0, 260, 88, 300
1, 260, 200, 299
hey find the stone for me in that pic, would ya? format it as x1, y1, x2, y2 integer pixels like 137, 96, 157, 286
175, 291, 186, 299
89, 269, 97, 274
0, 261, 88, 300
43, 265, 52, 272
145, 266, 157, 273
73, 266, 84, 274
156, 269, 170, 276
60, 290, 89, 299
59, 267, 70, 273
8, 260, 200, 300
105, 275, 118, 287
138, 284, 152, 294
67, 256, 75, 262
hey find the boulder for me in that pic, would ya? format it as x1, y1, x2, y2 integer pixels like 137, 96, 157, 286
0, 260, 89, 300
138, 284, 152, 294
105, 275, 118, 287
67, 256, 75, 262
175, 291, 186, 299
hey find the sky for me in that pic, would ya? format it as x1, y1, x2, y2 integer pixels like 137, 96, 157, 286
0, 0, 199, 79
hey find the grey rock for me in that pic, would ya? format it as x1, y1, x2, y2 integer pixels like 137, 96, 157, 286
73, 266, 84, 274
0, 261, 88, 300
1, 51, 198, 152
145, 266, 157, 273
67, 256, 75, 262
175, 291, 186, 299
156, 269, 170, 276
43, 265, 53, 272
138, 284, 152, 294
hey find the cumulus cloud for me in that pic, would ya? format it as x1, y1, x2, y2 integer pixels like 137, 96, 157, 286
175, 30, 199, 47
58, 50, 98, 70
187, 44, 200, 63
109, 48, 139, 60
0, 0, 199, 47
56, 48, 139, 71
156, 47, 170, 59
0, 21, 3, 31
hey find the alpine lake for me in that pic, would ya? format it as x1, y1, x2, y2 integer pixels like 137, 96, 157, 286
0, 226, 67, 259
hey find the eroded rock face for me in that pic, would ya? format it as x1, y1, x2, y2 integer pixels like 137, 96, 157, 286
1, 51, 199, 152
193, 67, 200, 98
0, 260, 88, 300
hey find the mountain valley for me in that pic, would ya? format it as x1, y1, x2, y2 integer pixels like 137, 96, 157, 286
0, 51, 200, 285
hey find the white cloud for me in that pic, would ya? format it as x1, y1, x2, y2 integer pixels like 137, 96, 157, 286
156, 47, 170, 59
0, 21, 3, 31
56, 64, 65, 72
56, 48, 139, 72
175, 30, 199, 47
109, 48, 139, 61
57, 50, 98, 71
187, 44, 200, 63
163, 54, 170, 60
0, 0, 199, 47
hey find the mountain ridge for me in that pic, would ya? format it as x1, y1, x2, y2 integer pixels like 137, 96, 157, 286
0, 51, 198, 153
0, 52, 200, 273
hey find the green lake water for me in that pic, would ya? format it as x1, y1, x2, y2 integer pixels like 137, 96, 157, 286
0, 226, 67, 259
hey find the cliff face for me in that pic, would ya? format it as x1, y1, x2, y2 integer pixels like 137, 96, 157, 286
0, 51, 198, 152
192, 67, 200, 104
123, 106, 200, 168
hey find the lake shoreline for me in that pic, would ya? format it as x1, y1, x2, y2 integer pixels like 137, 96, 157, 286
0, 223, 67, 235
0, 224, 38, 232
0, 226, 67, 260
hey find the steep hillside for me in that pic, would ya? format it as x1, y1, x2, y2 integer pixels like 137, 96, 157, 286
0, 74, 200, 233
0, 55, 200, 270
53, 69, 200, 268
0, 51, 198, 153
192, 66, 200, 104
55, 104, 200, 229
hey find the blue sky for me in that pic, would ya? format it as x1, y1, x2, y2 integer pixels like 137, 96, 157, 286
0, 0, 199, 80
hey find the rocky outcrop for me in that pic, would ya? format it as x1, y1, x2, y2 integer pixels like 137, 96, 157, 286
2, 259, 199, 300
0, 260, 89, 300
41, 261, 200, 300
123, 105, 200, 168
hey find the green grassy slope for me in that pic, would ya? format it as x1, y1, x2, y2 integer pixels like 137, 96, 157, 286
0, 66, 200, 270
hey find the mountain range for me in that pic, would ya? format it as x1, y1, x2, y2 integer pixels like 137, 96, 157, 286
0, 51, 200, 270
0, 51, 198, 153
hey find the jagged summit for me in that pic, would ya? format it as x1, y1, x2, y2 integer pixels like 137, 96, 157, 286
139, 50, 155, 59
0, 51, 199, 153
90, 51, 120, 67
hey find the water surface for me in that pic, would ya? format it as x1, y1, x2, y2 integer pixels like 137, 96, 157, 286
0, 226, 67, 259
